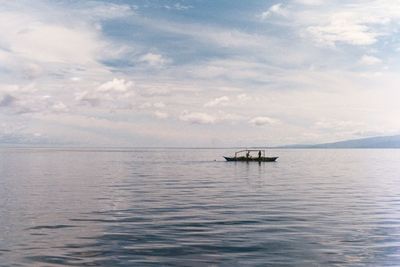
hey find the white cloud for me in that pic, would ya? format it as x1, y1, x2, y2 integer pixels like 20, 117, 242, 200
179, 111, 216, 124
0, 120, 45, 145
97, 78, 134, 93
0, 90, 69, 115
75, 78, 135, 108
153, 102, 166, 108
307, 19, 379, 47
140, 102, 166, 109
217, 86, 243, 92
139, 53, 168, 66
153, 111, 169, 119
294, 0, 323, 5
204, 96, 229, 107
0, 1, 135, 86
139, 17, 272, 50
22, 63, 43, 79
80, 2, 135, 20
260, 1, 400, 48
359, 55, 382, 65
75, 91, 101, 107
302, 2, 400, 47
192, 59, 275, 81
51, 102, 69, 113
2, 0, 400, 146
249, 116, 277, 126
237, 94, 251, 102
164, 3, 192, 11
0, 14, 102, 64
216, 111, 245, 122
261, 3, 288, 19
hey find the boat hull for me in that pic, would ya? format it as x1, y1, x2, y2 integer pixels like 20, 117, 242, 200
224, 156, 278, 162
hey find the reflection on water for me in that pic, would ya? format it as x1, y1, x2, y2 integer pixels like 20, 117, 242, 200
1, 148, 400, 266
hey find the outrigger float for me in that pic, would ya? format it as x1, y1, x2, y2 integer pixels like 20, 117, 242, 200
224, 149, 278, 162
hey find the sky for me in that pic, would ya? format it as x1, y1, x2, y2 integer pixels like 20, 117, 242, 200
1, 0, 400, 147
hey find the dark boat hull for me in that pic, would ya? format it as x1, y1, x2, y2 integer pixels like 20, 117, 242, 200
224, 156, 278, 162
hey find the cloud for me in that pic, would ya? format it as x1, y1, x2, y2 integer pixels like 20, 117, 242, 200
192, 59, 277, 82
359, 55, 382, 65
302, 1, 400, 47
153, 102, 166, 108
0, 0, 135, 86
75, 78, 135, 108
1, 0, 400, 146
0, 14, 101, 64
140, 102, 166, 109
307, 19, 379, 47
79, 2, 135, 20
237, 94, 251, 102
137, 16, 272, 50
0, 90, 69, 115
216, 111, 245, 123
0, 94, 17, 107
164, 3, 192, 11
294, 0, 323, 5
260, 1, 400, 48
261, 3, 288, 19
204, 96, 229, 107
0, 120, 48, 145
249, 116, 277, 126
153, 111, 169, 119
179, 111, 216, 124
75, 91, 101, 107
97, 78, 134, 93
139, 53, 168, 66
51, 102, 69, 113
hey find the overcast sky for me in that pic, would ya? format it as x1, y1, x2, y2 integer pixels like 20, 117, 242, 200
1, 0, 399, 147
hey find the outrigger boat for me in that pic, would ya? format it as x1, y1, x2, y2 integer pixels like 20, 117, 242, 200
224, 149, 278, 162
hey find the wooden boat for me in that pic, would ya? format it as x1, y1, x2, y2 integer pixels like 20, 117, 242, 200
224, 149, 278, 162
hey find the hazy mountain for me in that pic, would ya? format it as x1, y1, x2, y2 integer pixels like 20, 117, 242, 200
281, 135, 400, 148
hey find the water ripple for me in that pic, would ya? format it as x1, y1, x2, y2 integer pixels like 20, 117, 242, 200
1, 149, 400, 266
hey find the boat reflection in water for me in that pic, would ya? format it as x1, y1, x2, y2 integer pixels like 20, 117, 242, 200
224, 149, 278, 162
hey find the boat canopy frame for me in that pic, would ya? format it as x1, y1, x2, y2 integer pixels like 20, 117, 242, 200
235, 149, 266, 158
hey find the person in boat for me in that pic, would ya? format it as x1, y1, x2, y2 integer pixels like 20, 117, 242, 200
258, 150, 261, 159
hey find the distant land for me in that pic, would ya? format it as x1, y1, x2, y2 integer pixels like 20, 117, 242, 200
278, 135, 400, 149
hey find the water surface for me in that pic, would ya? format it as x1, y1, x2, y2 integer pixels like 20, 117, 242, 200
1, 148, 400, 266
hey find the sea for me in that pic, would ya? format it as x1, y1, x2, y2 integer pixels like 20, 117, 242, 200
1, 148, 400, 266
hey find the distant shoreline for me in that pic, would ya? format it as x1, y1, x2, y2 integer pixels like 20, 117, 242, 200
1, 134, 400, 150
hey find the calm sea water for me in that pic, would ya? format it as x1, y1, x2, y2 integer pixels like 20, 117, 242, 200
1, 148, 400, 266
